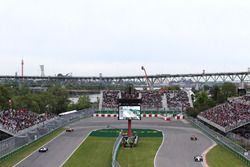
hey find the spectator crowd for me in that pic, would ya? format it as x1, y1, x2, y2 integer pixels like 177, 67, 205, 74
121, 91, 140, 99
199, 95, 250, 131
166, 90, 190, 109
141, 90, 163, 109
102, 90, 120, 109
0, 109, 55, 133
101, 89, 191, 111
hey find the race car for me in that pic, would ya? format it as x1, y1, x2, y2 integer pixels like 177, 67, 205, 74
194, 155, 203, 162
66, 128, 74, 132
190, 135, 198, 141
39, 147, 48, 152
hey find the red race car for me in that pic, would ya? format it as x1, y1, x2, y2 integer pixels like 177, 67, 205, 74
190, 135, 198, 141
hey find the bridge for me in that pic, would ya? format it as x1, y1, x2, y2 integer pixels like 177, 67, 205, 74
0, 71, 250, 87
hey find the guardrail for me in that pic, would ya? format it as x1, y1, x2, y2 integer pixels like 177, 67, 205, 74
112, 131, 123, 167
187, 116, 250, 166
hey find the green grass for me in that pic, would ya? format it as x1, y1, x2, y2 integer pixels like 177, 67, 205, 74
0, 128, 64, 167
117, 138, 162, 167
207, 145, 248, 167
63, 137, 116, 167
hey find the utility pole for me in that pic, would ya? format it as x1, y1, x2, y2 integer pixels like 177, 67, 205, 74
21, 59, 24, 80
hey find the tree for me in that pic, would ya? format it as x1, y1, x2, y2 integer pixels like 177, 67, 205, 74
210, 85, 223, 103
67, 95, 91, 111
193, 91, 215, 113
161, 86, 180, 91
203, 85, 210, 91
47, 86, 69, 114
221, 82, 237, 99
210, 83, 237, 104
77, 95, 91, 110
0, 86, 11, 110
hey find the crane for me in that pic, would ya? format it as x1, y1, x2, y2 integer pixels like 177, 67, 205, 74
141, 66, 153, 90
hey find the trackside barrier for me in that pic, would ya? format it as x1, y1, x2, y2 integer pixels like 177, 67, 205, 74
112, 131, 123, 167
0, 109, 95, 161
187, 116, 250, 166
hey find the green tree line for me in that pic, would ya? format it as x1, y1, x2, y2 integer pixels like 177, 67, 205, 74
187, 82, 238, 117
0, 84, 91, 115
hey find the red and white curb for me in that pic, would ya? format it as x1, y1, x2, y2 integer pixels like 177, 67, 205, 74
157, 114, 172, 121
93, 113, 185, 121
174, 114, 185, 120
93, 114, 159, 118
93, 113, 117, 117
142, 114, 159, 117
157, 114, 185, 121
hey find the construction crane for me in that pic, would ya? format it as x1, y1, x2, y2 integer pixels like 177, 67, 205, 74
141, 66, 153, 90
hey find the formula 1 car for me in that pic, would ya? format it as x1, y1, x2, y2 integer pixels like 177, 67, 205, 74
190, 135, 198, 141
66, 128, 74, 132
39, 147, 48, 152
194, 155, 203, 162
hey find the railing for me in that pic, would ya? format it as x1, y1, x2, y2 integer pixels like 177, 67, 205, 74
187, 116, 250, 166
112, 131, 123, 167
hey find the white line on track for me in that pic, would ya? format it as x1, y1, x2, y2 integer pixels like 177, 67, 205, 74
59, 128, 101, 167
13, 130, 65, 167
154, 129, 165, 167
202, 143, 217, 167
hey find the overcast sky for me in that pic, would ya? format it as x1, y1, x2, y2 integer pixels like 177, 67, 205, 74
0, 0, 249, 77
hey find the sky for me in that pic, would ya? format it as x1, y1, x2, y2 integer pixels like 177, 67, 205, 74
0, 0, 250, 77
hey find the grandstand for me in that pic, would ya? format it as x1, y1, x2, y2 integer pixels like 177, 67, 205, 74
198, 95, 250, 135
99, 89, 192, 112
0, 109, 56, 136
101, 90, 120, 110
166, 90, 190, 110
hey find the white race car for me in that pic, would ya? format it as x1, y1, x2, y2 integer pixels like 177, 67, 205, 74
194, 155, 203, 162
39, 147, 48, 152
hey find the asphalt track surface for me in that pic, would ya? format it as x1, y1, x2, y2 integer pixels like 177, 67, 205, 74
15, 117, 214, 167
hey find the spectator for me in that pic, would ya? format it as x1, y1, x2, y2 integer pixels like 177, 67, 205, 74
102, 90, 120, 109
166, 90, 190, 110
199, 95, 250, 131
141, 90, 162, 109
0, 109, 55, 133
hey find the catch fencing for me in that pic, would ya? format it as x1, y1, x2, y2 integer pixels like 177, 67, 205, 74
0, 109, 95, 160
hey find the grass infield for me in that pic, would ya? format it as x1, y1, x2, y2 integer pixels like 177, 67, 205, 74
0, 128, 64, 167
63, 129, 162, 167
117, 137, 162, 167
207, 145, 248, 167
63, 137, 116, 167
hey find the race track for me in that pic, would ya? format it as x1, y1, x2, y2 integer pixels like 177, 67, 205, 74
15, 127, 95, 167
15, 117, 214, 167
